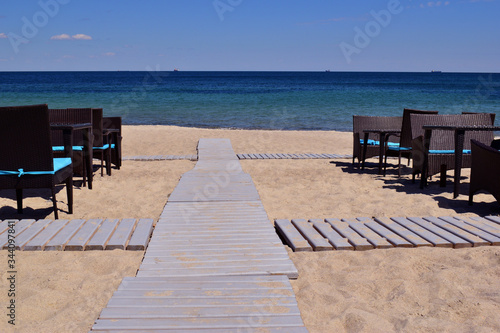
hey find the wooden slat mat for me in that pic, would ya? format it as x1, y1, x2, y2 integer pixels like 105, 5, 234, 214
0, 218, 154, 251
276, 216, 500, 251
238, 153, 352, 160
91, 139, 305, 332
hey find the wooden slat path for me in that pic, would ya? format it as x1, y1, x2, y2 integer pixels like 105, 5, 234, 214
275, 216, 500, 252
0, 218, 154, 251
91, 138, 305, 332
122, 152, 353, 161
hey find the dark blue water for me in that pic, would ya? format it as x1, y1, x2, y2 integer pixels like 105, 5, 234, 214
1, 71, 499, 131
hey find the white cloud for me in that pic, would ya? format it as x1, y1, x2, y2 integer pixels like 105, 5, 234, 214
50, 33, 92, 40
51, 34, 72, 40
0, 33, 7, 39
103, 52, 116, 56
72, 34, 92, 40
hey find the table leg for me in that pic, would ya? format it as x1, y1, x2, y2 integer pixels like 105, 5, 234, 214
362, 132, 369, 170
420, 129, 432, 189
378, 132, 385, 175
453, 129, 465, 198
84, 128, 93, 189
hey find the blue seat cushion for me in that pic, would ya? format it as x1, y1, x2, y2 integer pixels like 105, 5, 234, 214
53, 145, 84, 151
0, 158, 72, 177
93, 144, 110, 150
387, 146, 411, 151
360, 139, 400, 148
429, 149, 471, 154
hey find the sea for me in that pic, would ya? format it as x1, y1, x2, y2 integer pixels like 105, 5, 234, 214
1, 71, 499, 131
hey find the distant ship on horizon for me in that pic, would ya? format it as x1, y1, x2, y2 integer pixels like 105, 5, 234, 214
431, 70, 442, 73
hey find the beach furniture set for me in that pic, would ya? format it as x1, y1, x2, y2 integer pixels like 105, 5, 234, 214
0, 104, 122, 218
353, 109, 500, 204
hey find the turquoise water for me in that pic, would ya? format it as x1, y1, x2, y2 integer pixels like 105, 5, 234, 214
1, 71, 499, 131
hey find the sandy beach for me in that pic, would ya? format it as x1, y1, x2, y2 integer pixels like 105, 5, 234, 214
0, 125, 499, 333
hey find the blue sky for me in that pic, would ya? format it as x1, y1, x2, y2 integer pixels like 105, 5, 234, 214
0, 0, 499, 71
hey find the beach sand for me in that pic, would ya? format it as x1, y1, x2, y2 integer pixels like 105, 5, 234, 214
0, 125, 499, 332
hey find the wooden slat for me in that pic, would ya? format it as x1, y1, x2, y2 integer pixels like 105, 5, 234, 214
457, 216, 500, 237
291, 219, 333, 251
0, 220, 12, 235
127, 219, 155, 250
10, 219, 51, 250
91, 328, 308, 333
364, 220, 413, 247
471, 216, 500, 231
136, 265, 299, 279
407, 217, 471, 248
374, 217, 431, 247
309, 219, 353, 250
92, 316, 306, 330
438, 216, 500, 245
325, 218, 374, 250
391, 217, 452, 248
45, 219, 86, 251
23, 220, 70, 251
106, 218, 137, 250
485, 216, 500, 226
86, 219, 120, 250
424, 217, 490, 247
274, 219, 312, 252
65, 219, 103, 251
0, 219, 35, 248
342, 218, 393, 249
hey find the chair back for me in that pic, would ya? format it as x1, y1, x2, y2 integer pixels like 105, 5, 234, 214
462, 112, 496, 125
49, 108, 92, 146
92, 108, 104, 147
0, 104, 53, 172
410, 113, 494, 150
353, 116, 402, 143
400, 109, 438, 148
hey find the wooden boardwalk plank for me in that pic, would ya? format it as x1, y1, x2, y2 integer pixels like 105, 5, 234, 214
374, 217, 432, 247
485, 216, 500, 226
438, 216, 500, 245
342, 218, 393, 249
65, 219, 103, 251
127, 218, 155, 250
92, 316, 306, 330
92, 328, 308, 333
10, 219, 51, 250
0, 220, 35, 248
325, 218, 373, 250
136, 265, 299, 279
23, 220, 70, 251
106, 218, 137, 250
274, 219, 312, 252
424, 217, 490, 247
0, 220, 12, 235
407, 217, 471, 248
121, 275, 291, 283
364, 219, 413, 247
139, 258, 296, 270
456, 216, 500, 237
391, 217, 453, 248
86, 219, 120, 250
310, 219, 353, 250
45, 219, 86, 251
291, 219, 333, 251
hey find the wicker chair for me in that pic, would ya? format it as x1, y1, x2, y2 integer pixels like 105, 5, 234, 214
91, 108, 111, 176
352, 115, 402, 168
49, 108, 93, 185
102, 116, 122, 169
0, 104, 73, 219
469, 139, 500, 205
384, 109, 438, 176
410, 113, 494, 186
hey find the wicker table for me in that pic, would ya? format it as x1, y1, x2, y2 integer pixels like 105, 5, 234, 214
422, 125, 500, 198
50, 123, 93, 189
362, 129, 401, 174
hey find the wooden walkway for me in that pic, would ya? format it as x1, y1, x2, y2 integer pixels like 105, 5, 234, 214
0, 218, 154, 251
276, 216, 500, 251
122, 153, 352, 161
91, 139, 307, 332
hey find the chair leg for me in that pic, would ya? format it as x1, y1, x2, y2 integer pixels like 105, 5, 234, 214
468, 193, 474, 205
397, 152, 402, 177
51, 187, 59, 219
16, 189, 23, 214
66, 177, 73, 214
100, 151, 104, 177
